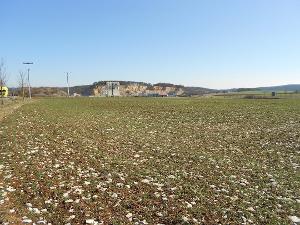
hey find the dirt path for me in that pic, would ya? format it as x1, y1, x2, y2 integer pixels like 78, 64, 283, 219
0, 99, 33, 122
0, 99, 34, 224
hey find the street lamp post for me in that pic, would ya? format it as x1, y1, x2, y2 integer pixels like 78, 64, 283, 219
23, 62, 33, 99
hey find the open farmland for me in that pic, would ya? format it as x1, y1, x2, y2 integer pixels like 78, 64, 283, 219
0, 98, 299, 224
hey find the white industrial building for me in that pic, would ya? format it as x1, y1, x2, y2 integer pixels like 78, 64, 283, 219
105, 81, 120, 97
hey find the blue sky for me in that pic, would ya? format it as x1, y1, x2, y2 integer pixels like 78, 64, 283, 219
1, 0, 300, 89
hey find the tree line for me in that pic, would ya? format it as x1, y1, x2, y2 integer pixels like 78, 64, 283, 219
0, 59, 28, 105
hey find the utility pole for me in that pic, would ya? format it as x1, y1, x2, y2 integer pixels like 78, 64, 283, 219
66, 72, 70, 97
23, 62, 33, 99
27, 68, 31, 99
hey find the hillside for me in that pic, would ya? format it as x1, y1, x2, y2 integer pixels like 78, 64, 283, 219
229, 84, 300, 93
91, 81, 216, 97
9, 82, 300, 97
258, 84, 300, 92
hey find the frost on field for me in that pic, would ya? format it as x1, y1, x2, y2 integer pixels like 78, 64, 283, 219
0, 98, 299, 224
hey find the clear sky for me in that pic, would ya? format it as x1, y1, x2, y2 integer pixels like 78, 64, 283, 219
1, 0, 300, 89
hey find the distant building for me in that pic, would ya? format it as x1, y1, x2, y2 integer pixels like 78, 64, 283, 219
0, 86, 8, 97
73, 93, 81, 97
147, 93, 160, 97
106, 82, 120, 97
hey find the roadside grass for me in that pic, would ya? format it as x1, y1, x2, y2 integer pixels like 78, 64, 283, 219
0, 97, 299, 224
0, 98, 26, 121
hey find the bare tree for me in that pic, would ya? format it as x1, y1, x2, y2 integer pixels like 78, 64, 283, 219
19, 70, 26, 101
0, 59, 8, 105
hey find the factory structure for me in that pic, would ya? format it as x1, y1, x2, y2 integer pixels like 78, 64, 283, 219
106, 81, 120, 97
94, 81, 121, 97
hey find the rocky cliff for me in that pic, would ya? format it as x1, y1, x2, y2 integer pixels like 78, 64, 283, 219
16, 81, 215, 97
92, 82, 185, 96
